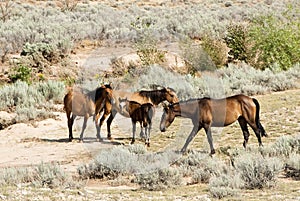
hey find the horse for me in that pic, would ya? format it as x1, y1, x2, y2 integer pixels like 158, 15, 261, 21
104, 87, 179, 139
160, 94, 267, 155
63, 84, 113, 142
119, 98, 155, 146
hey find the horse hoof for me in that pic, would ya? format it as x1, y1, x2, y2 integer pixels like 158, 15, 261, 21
97, 138, 103, 142
131, 140, 135, 144
209, 149, 216, 156
79, 139, 83, 143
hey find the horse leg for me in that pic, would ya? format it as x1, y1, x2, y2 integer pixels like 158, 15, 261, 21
106, 109, 117, 139
79, 115, 88, 142
68, 114, 76, 142
204, 125, 215, 156
248, 121, 263, 147
131, 121, 136, 144
181, 125, 201, 154
97, 110, 111, 141
94, 112, 101, 140
147, 121, 152, 147
238, 117, 250, 149
258, 122, 267, 137
139, 124, 145, 139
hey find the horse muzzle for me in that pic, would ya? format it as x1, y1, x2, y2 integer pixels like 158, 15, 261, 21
160, 126, 166, 132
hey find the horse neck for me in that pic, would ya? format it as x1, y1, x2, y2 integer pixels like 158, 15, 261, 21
140, 90, 165, 105
171, 103, 182, 116
172, 102, 194, 118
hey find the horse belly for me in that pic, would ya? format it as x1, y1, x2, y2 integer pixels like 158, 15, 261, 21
211, 113, 239, 127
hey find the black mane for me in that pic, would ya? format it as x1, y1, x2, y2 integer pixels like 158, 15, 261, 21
139, 89, 166, 105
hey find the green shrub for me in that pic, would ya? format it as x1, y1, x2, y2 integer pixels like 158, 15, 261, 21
9, 64, 32, 84
202, 35, 228, 68
247, 13, 300, 70
180, 38, 216, 73
234, 153, 284, 189
18, 42, 64, 72
224, 23, 248, 62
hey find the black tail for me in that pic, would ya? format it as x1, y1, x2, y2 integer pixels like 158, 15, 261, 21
252, 98, 267, 137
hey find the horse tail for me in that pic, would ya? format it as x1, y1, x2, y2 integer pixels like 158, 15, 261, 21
252, 98, 267, 137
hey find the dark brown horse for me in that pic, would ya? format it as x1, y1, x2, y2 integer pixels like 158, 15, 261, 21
160, 94, 267, 155
63, 84, 113, 142
104, 87, 179, 139
119, 99, 155, 146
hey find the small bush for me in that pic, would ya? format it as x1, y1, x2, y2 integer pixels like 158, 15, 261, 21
180, 38, 216, 73
132, 17, 165, 67
176, 151, 228, 184
33, 162, 73, 188
135, 167, 182, 191
209, 173, 243, 199
0, 80, 65, 123
247, 13, 300, 70
259, 135, 300, 157
234, 153, 284, 189
202, 35, 228, 68
78, 146, 180, 181
285, 153, 300, 180
0, 167, 34, 186
0, 162, 76, 189
224, 23, 248, 62
127, 144, 147, 155
37, 80, 65, 103
9, 64, 32, 84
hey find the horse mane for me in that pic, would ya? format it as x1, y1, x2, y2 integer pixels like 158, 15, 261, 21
85, 84, 111, 103
168, 97, 210, 108
138, 89, 166, 104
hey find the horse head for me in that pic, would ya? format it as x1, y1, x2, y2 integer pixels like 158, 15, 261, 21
160, 103, 176, 132
164, 87, 179, 104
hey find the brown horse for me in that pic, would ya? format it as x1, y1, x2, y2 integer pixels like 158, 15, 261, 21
119, 98, 155, 146
160, 94, 267, 155
63, 84, 113, 142
104, 87, 179, 139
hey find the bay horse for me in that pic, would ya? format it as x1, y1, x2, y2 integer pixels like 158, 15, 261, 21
119, 98, 155, 146
63, 84, 113, 142
104, 87, 179, 139
160, 94, 267, 155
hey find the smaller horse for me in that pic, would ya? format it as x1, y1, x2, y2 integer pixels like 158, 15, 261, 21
105, 87, 179, 139
160, 94, 267, 155
119, 98, 155, 146
63, 84, 113, 142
